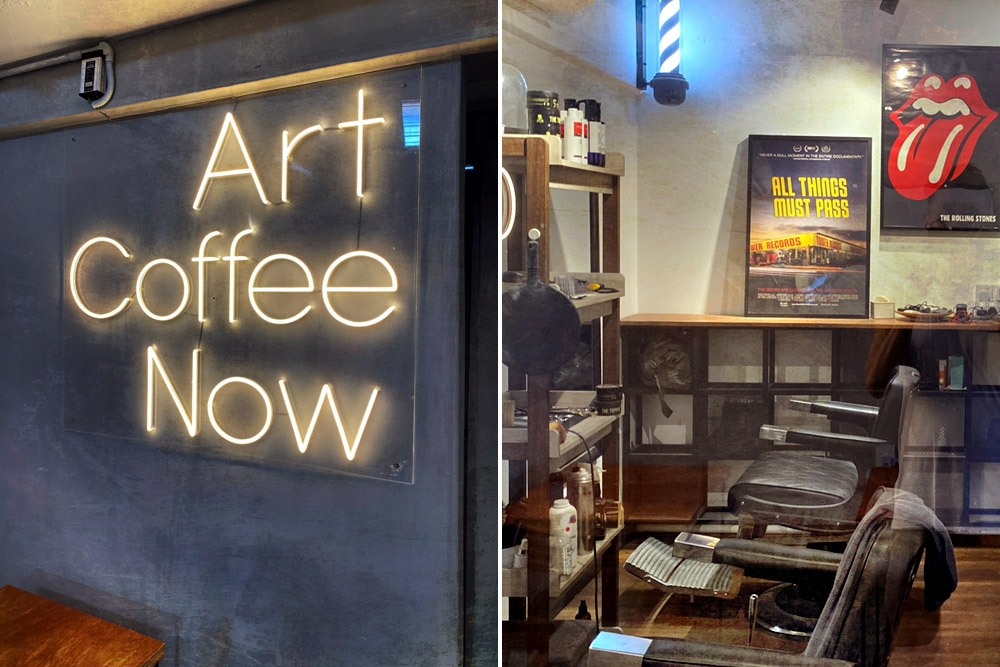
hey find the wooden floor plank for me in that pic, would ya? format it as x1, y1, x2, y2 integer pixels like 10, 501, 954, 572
554, 540, 1000, 666
892, 545, 1000, 666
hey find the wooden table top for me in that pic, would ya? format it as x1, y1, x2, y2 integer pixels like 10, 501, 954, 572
0, 585, 165, 667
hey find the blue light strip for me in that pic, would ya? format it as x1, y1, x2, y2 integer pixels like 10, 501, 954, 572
401, 101, 420, 147
658, 0, 680, 74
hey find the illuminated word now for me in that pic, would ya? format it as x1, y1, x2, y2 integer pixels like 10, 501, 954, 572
69, 233, 398, 326
147, 347, 378, 458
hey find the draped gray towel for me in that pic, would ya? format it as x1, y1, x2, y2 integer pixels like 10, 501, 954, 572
804, 487, 957, 659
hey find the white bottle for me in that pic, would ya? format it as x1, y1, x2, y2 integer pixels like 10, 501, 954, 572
561, 108, 587, 164
549, 498, 578, 576
513, 538, 528, 568
576, 109, 589, 164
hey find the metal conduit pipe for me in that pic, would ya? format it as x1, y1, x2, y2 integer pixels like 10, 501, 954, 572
0, 41, 115, 109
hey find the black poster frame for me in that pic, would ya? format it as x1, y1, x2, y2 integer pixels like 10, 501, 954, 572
882, 44, 1000, 231
744, 134, 872, 318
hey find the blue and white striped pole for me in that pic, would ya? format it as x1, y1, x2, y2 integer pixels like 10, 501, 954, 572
658, 0, 681, 74
649, 0, 688, 105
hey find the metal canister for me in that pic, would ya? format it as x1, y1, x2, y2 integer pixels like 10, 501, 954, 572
566, 464, 595, 553
594, 383, 623, 415
527, 90, 560, 135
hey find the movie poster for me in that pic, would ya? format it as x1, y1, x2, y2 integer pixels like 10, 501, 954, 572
745, 135, 871, 318
882, 45, 1000, 230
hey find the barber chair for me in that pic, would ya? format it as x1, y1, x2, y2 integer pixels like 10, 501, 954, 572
728, 366, 920, 539
624, 368, 922, 638
595, 489, 956, 667
720, 366, 920, 635
502, 619, 597, 667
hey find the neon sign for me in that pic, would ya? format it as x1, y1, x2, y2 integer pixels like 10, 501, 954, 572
64, 77, 418, 482
193, 112, 271, 210
337, 89, 386, 198
69, 230, 399, 326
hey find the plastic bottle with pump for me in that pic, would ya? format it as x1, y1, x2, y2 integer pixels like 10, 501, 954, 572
513, 538, 528, 568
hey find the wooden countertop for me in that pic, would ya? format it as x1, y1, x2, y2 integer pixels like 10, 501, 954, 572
621, 313, 1000, 331
0, 585, 165, 667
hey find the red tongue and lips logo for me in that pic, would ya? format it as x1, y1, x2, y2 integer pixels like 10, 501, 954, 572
888, 73, 997, 200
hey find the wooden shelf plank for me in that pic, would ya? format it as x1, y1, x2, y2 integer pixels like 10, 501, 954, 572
501, 525, 624, 602
502, 414, 617, 469
622, 312, 1000, 331
502, 273, 623, 318
503, 134, 624, 177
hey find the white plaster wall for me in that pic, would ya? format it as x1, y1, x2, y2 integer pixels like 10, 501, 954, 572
504, 0, 1000, 316
638, 0, 1000, 314
503, 0, 641, 316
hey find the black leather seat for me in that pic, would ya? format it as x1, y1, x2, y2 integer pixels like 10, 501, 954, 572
590, 488, 956, 667
503, 619, 597, 667
728, 366, 920, 538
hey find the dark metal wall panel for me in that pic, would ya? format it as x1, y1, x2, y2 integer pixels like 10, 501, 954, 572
62, 70, 421, 483
0, 5, 478, 662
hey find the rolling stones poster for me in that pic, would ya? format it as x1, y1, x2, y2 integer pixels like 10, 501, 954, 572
745, 135, 871, 318
882, 45, 1000, 230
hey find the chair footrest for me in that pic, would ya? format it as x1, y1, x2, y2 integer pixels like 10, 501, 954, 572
624, 537, 743, 599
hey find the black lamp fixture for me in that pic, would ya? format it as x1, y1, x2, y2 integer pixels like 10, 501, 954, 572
636, 0, 689, 106
879, 0, 899, 15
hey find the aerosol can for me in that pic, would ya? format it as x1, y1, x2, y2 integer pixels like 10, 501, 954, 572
567, 464, 595, 553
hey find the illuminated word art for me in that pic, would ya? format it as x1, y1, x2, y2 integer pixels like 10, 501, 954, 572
192, 88, 385, 209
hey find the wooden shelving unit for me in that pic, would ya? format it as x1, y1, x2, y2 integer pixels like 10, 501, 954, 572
502, 134, 624, 665
620, 313, 1000, 533
501, 525, 624, 616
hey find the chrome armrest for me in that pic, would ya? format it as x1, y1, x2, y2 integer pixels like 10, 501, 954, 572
758, 425, 885, 454
759, 424, 788, 442
712, 538, 841, 587
782, 428, 886, 453
789, 399, 879, 428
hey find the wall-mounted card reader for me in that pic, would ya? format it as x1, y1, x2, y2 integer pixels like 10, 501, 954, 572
79, 53, 105, 101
